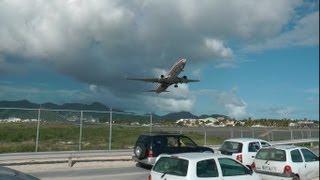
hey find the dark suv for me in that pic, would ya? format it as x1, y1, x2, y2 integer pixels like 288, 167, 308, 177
132, 133, 214, 166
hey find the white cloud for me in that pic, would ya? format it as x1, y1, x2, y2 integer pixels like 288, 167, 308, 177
196, 88, 248, 119
144, 84, 195, 112
0, 0, 316, 113
204, 38, 233, 59
245, 12, 319, 52
89, 84, 98, 93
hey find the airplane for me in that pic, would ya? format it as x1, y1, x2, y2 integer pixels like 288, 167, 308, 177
127, 58, 199, 93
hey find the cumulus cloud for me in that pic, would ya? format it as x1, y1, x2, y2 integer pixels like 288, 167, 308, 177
204, 38, 233, 59
196, 88, 248, 119
245, 11, 319, 52
0, 0, 315, 113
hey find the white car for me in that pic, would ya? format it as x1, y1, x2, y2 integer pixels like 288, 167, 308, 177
148, 152, 261, 180
218, 138, 271, 167
252, 145, 319, 180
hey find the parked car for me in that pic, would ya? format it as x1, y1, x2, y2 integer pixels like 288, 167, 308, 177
0, 166, 39, 180
218, 138, 271, 167
148, 152, 261, 180
252, 145, 319, 180
132, 133, 214, 166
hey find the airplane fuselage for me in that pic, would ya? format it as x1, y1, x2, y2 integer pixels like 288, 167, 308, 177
155, 58, 186, 93
127, 58, 199, 93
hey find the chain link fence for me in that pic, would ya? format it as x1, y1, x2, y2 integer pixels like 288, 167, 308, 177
0, 107, 318, 153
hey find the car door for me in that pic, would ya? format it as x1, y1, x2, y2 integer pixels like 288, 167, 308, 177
300, 148, 319, 179
218, 158, 259, 180
178, 136, 198, 153
290, 149, 305, 177
195, 159, 220, 180
246, 142, 260, 165
165, 136, 180, 154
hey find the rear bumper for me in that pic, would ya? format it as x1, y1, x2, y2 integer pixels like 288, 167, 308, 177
255, 170, 293, 180
132, 156, 156, 166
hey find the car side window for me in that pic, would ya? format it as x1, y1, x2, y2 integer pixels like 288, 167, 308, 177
291, 149, 303, 162
301, 149, 318, 162
179, 136, 196, 147
197, 159, 219, 177
167, 137, 179, 147
218, 158, 250, 176
248, 142, 260, 152
261, 141, 271, 148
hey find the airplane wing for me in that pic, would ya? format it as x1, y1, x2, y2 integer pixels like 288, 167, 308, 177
127, 78, 161, 83
185, 79, 200, 83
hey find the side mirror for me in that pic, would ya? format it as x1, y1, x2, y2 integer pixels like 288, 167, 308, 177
246, 165, 253, 175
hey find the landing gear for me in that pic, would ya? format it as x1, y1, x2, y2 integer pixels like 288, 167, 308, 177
174, 84, 178, 88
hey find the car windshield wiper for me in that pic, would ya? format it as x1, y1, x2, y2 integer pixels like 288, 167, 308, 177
161, 170, 175, 178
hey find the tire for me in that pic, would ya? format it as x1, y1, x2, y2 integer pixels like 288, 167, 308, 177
292, 175, 300, 180
134, 143, 146, 160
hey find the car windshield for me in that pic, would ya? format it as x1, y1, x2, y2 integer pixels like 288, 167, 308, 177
153, 157, 189, 177
220, 141, 242, 153
256, 148, 286, 161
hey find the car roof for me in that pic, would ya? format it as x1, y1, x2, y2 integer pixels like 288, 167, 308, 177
162, 152, 227, 161
224, 138, 265, 143
268, 145, 298, 150
140, 133, 182, 136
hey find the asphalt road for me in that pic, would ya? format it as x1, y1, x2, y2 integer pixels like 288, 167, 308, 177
6, 161, 150, 180
30, 166, 150, 180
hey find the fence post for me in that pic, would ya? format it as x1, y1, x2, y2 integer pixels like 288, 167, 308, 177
108, 108, 112, 151
252, 128, 255, 138
149, 113, 153, 134
271, 130, 274, 141
240, 128, 243, 138
230, 128, 234, 138
35, 108, 41, 152
290, 129, 293, 140
309, 128, 312, 138
79, 110, 83, 151
204, 126, 207, 146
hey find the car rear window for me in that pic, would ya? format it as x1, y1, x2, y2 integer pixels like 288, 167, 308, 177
220, 141, 243, 153
256, 148, 286, 161
137, 135, 150, 144
153, 157, 189, 177
197, 159, 219, 177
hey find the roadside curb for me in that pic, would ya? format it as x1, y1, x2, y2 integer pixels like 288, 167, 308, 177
1, 157, 133, 166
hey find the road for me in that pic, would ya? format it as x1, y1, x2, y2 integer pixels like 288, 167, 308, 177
6, 147, 318, 180
7, 161, 150, 180
31, 166, 149, 180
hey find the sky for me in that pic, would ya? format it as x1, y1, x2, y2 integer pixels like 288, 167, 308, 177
0, 0, 319, 120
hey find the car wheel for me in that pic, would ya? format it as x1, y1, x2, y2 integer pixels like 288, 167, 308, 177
293, 175, 300, 180
134, 143, 146, 160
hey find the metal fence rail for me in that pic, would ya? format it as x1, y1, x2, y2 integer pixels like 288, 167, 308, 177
0, 107, 318, 153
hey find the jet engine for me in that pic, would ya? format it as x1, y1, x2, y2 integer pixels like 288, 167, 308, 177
174, 84, 178, 88
182, 75, 187, 79
160, 75, 165, 79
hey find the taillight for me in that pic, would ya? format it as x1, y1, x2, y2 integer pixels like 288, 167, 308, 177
147, 174, 152, 180
236, 154, 243, 162
147, 149, 154, 157
251, 162, 256, 170
283, 165, 292, 176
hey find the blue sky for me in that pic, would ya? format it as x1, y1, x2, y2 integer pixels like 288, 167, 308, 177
0, 0, 319, 120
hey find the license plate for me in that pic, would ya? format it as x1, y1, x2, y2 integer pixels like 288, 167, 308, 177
262, 165, 276, 172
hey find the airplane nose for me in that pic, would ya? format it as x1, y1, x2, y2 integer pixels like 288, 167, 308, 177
181, 58, 187, 63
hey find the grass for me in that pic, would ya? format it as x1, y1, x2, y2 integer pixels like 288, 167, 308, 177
0, 123, 223, 153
